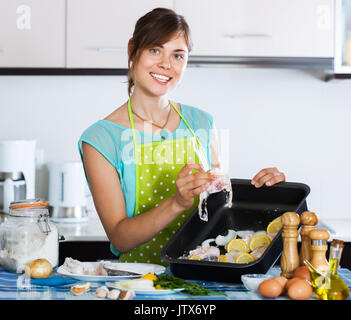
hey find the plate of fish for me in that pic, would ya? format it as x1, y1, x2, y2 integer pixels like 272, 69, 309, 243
57, 257, 166, 282
105, 279, 185, 295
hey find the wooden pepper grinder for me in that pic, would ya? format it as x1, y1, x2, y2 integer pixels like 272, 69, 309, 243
309, 229, 330, 275
280, 212, 300, 279
299, 211, 318, 266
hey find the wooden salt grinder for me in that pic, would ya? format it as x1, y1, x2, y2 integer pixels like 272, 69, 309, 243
309, 229, 330, 275
299, 211, 318, 266
280, 212, 300, 279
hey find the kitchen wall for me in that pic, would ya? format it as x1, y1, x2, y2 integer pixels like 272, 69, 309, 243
0, 67, 350, 220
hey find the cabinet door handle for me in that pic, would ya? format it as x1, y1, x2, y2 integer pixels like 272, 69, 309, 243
97, 47, 125, 53
224, 33, 272, 39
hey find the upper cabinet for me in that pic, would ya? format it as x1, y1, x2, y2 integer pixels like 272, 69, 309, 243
0, 0, 65, 68
175, 0, 334, 58
334, 0, 351, 76
0, 0, 339, 72
66, 0, 173, 69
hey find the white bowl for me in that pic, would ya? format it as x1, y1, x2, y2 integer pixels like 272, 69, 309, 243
241, 273, 272, 291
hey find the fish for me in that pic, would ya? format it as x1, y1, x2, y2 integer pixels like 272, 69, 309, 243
188, 244, 220, 260
103, 268, 142, 277
198, 168, 233, 221
101, 261, 142, 276
62, 258, 142, 277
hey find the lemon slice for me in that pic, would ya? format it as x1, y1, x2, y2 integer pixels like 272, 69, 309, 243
217, 254, 227, 262
188, 254, 201, 260
249, 234, 271, 251
226, 239, 248, 253
266, 217, 282, 234
235, 253, 255, 263
141, 273, 158, 281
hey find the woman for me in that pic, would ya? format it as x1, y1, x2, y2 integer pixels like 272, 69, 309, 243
78, 8, 285, 266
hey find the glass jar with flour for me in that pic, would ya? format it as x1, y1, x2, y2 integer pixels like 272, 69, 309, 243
0, 199, 58, 273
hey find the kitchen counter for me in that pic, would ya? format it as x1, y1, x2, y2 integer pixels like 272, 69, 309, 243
1, 266, 350, 301
55, 217, 351, 269
53, 215, 108, 242
318, 219, 351, 242
54, 216, 351, 243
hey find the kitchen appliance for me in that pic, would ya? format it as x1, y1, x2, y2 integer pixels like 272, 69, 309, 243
48, 161, 89, 223
162, 179, 310, 283
0, 140, 36, 215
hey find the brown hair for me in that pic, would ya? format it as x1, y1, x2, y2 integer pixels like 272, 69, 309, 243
127, 8, 192, 96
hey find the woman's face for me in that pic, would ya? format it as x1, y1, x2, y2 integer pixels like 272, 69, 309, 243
131, 34, 189, 97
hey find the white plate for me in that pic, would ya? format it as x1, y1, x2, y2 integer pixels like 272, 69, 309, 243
105, 282, 185, 295
57, 262, 166, 282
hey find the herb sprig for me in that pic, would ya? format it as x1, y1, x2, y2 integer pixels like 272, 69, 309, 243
154, 274, 226, 297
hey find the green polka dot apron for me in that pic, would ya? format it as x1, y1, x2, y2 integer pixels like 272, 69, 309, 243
118, 98, 209, 266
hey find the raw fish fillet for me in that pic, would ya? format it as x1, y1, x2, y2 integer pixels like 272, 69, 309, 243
101, 261, 141, 276
198, 168, 233, 221
188, 244, 220, 259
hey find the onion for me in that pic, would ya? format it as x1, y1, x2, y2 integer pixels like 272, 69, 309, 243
25, 258, 53, 278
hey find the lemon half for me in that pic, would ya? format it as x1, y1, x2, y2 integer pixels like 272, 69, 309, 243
249, 234, 271, 251
226, 238, 248, 253
266, 217, 282, 234
217, 254, 227, 263
235, 253, 255, 263
188, 254, 201, 260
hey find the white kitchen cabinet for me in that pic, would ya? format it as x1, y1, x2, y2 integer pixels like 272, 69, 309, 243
66, 0, 173, 69
334, 0, 351, 76
0, 0, 65, 68
175, 0, 334, 58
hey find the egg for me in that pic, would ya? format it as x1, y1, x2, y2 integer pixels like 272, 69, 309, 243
293, 266, 311, 282
285, 277, 300, 291
287, 279, 312, 300
258, 279, 283, 298
273, 276, 288, 292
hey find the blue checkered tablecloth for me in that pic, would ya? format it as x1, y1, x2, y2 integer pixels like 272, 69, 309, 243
0, 266, 350, 300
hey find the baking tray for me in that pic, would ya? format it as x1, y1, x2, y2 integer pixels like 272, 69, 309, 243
161, 179, 310, 283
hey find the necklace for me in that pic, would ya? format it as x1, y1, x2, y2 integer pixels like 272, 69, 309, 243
132, 101, 172, 140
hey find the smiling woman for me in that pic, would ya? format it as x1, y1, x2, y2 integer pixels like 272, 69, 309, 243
130, 34, 188, 99
78, 7, 286, 267
127, 7, 192, 97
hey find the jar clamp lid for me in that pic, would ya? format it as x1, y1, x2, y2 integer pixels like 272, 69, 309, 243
9, 199, 49, 211
8, 199, 51, 235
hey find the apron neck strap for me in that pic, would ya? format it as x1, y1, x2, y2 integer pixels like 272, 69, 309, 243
127, 97, 138, 148
169, 101, 200, 145
127, 97, 208, 169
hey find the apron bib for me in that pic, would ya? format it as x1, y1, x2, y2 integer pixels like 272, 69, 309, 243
118, 98, 208, 266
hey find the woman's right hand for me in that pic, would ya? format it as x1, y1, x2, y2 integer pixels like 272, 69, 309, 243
173, 163, 215, 211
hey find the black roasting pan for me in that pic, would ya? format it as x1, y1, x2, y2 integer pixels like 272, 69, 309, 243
161, 179, 310, 283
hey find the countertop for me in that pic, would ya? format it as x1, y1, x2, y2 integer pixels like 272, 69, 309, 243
318, 219, 351, 242
54, 215, 351, 243
54, 215, 108, 242
1, 266, 350, 301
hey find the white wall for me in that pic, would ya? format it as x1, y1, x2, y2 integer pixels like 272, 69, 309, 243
1, 67, 351, 219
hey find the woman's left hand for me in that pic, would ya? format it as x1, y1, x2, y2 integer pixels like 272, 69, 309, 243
251, 167, 286, 188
